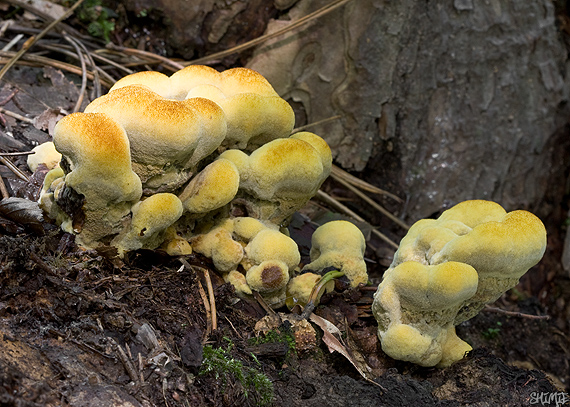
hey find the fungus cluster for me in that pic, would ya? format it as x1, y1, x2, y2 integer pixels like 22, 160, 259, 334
33, 65, 363, 305
372, 200, 547, 367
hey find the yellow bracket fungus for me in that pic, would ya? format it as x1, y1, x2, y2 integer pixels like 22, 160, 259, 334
372, 200, 547, 367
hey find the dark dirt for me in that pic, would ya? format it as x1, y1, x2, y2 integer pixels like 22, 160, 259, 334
1, 2, 569, 406
0, 220, 568, 406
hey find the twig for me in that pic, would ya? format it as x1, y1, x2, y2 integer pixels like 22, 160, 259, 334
333, 175, 409, 231
105, 44, 184, 72
30, 252, 58, 276
253, 291, 277, 316
0, 0, 87, 83
180, 258, 214, 338
201, 267, 217, 331
0, 107, 35, 124
185, 0, 355, 65
224, 315, 242, 339
162, 378, 170, 407
0, 155, 29, 182
112, 339, 140, 383
197, 278, 212, 339
316, 189, 399, 249
0, 151, 34, 157
483, 305, 550, 320
138, 352, 145, 383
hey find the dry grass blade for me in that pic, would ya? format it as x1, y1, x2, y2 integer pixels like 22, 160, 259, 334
201, 267, 217, 331
63, 35, 87, 112
104, 44, 185, 72
331, 165, 403, 203
292, 115, 342, 132
185, 0, 355, 65
484, 305, 550, 320
316, 189, 399, 249
38, 43, 120, 86
333, 175, 409, 231
0, 151, 34, 156
0, 0, 87, 83
2, 33, 24, 52
0, 156, 29, 182
0, 52, 114, 88
65, 34, 102, 98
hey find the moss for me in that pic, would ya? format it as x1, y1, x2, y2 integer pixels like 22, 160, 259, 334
250, 328, 297, 358
200, 341, 273, 406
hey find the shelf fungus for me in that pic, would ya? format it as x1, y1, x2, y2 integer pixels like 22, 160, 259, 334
372, 200, 547, 367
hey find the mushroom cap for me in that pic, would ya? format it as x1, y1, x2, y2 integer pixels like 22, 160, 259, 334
225, 270, 252, 296
285, 272, 334, 309
190, 226, 244, 272
53, 112, 142, 203
85, 85, 227, 190
303, 220, 368, 287
114, 193, 184, 253
232, 217, 276, 241
219, 133, 332, 223
109, 65, 294, 150
246, 260, 290, 293
130, 193, 183, 235
237, 135, 331, 201
178, 158, 240, 214
372, 199, 548, 367
28, 141, 62, 172
386, 261, 478, 310
394, 200, 547, 277
244, 229, 300, 272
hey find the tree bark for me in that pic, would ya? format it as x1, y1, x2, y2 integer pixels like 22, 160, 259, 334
247, 0, 570, 220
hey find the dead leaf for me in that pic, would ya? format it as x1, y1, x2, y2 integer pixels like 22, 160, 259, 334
309, 313, 386, 389
0, 197, 44, 235
33, 108, 66, 135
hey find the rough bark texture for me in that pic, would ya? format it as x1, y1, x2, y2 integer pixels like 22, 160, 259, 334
247, 0, 570, 220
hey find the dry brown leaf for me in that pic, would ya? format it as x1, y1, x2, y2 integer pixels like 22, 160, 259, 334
0, 196, 44, 234
309, 313, 385, 389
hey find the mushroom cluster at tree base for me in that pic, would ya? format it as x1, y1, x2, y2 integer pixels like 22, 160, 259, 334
372, 200, 547, 367
33, 66, 369, 306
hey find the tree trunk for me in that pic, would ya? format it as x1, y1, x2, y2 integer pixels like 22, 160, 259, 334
247, 0, 570, 220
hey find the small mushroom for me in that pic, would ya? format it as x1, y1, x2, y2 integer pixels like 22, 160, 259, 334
243, 229, 300, 274
178, 158, 240, 214
302, 220, 368, 287
219, 132, 332, 224
285, 272, 334, 309
27, 141, 62, 172
113, 193, 184, 254
190, 225, 244, 273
